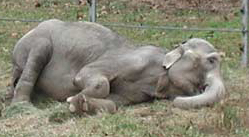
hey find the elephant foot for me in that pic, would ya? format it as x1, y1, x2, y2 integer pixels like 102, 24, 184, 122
67, 94, 117, 115
11, 94, 31, 104
67, 94, 90, 115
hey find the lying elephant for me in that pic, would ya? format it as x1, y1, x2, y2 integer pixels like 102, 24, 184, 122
10, 19, 225, 114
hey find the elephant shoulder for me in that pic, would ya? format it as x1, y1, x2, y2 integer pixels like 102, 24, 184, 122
137, 46, 165, 63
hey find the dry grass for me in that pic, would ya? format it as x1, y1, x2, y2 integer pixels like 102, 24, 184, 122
0, 69, 248, 136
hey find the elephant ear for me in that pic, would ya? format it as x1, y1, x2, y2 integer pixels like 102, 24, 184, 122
163, 46, 183, 69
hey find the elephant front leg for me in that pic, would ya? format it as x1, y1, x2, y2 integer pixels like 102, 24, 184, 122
67, 68, 113, 114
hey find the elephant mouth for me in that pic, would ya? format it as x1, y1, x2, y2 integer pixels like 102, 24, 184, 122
197, 84, 207, 94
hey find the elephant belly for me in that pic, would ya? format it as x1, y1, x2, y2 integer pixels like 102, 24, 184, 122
36, 63, 80, 101
109, 78, 154, 105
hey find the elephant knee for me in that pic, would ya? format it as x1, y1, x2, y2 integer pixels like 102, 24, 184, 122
73, 74, 84, 88
91, 76, 110, 98
74, 73, 110, 98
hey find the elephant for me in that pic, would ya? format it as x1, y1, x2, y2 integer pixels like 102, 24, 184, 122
9, 19, 225, 115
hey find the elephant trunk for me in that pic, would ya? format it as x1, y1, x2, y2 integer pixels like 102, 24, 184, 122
173, 69, 225, 109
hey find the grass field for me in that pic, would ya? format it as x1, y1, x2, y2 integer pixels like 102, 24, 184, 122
0, 0, 249, 136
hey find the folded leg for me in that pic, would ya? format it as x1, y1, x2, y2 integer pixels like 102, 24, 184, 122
67, 66, 113, 114
12, 39, 51, 103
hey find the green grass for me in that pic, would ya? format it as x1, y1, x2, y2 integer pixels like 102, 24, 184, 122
0, 0, 249, 137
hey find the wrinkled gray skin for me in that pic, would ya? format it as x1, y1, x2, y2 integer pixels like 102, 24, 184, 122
10, 19, 225, 114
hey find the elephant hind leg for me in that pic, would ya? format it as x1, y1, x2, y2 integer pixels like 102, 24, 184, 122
67, 94, 117, 115
6, 66, 22, 100
12, 39, 52, 103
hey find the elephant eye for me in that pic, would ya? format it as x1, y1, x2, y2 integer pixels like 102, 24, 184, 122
208, 57, 216, 64
209, 58, 214, 64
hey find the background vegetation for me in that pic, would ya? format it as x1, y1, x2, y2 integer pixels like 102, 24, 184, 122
0, 0, 248, 136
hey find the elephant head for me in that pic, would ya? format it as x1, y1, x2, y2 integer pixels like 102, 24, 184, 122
163, 38, 225, 109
